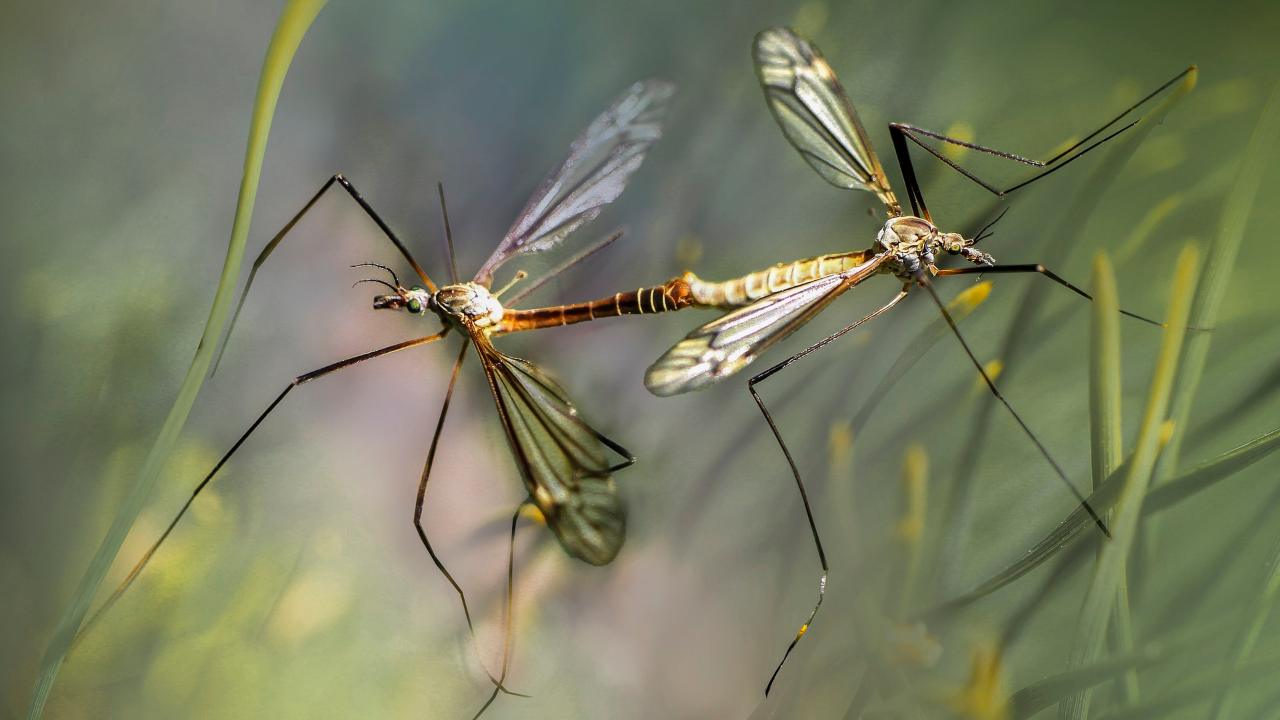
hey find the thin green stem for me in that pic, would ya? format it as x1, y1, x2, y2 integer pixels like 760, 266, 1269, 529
1057, 243, 1200, 719
25, 3, 328, 717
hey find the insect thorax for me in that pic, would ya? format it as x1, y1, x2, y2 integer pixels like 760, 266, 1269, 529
432, 282, 505, 328
876, 216, 939, 256
876, 216, 972, 276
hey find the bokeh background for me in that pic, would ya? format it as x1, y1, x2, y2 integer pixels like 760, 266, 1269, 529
5, 0, 1280, 718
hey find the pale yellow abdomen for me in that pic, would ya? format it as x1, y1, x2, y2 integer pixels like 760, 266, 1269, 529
683, 250, 875, 308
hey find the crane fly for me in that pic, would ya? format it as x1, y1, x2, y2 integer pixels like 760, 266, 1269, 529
644, 27, 1194, 694
75, 80, 698, 717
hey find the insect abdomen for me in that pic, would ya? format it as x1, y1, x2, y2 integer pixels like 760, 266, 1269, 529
684, 250, 875, 308
498, 276, 695, 333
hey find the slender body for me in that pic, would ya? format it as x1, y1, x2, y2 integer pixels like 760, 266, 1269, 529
638, 26, 1195, 698
76, 80, 684, 719
646, 216, 994, 394
683, 250, 875, 308
499, 248, 877, 332
497, 275, 696, 332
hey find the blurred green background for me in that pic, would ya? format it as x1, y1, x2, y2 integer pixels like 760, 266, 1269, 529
5, 0, 1280, 718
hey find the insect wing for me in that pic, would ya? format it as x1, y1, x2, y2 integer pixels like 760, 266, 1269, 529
474, 333, 626, 565
645, 255, 887, 396
474, 80, 675, 285
754, 28, 896, 208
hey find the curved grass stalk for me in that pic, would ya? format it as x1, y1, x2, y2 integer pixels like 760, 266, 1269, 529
1087, 252, 1140, 703
1158, 78, 1280, 474
918, 422, 1280, 619
1088, 253, 1123, 496
1092, 649, 1280, 720
26, 3, 329, 717
1007, 615, 1235, 720
1056, 242, 1200, 719
1140, 76, 1280, 566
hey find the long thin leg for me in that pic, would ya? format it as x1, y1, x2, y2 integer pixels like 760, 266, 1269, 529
914, 271, 1110, 537
747, 288, 909, 696
213, 173, 438, 373
936, 264, 1163, 327
409, 343, 524, 698
73, 329, 450, 646
888, 67, 1195, 218
438, 182, 460, 285
469, 501, 531, 720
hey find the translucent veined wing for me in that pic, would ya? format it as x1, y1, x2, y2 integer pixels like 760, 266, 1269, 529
473, 80, 675, 286
645, 254, 889, 396
471, 331, 626, 565
754, 27, 898, 212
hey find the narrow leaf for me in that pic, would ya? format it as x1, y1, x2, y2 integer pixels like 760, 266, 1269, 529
1088, 253, 1123, 493
26, 3, 329, 717
1093, 650, 1280, 720
1057, 243, 1200, 719
922, 423, 1280, 618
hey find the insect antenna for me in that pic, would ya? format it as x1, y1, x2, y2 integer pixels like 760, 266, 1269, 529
351, 278, 399, 293
914, 271, 1111, 537
350, 262, 402, 287
971, 206, 1011, 245
438, 181, 460, 285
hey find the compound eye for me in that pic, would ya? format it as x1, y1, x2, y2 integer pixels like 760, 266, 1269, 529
406, 297, 423, 314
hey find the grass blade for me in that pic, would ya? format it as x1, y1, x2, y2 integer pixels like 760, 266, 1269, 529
1088, 252, 1123, 494
1158, 78, 1280, 476
1093, 650, 1280, 720
1087, 251, 1140, 702
25, 3, 329, 717
1057, 242, 1201, 719
1010, 623, 1214, 719
1141, 74, 1280, 577
1143, 425, 1280, 513
921, 422, 1280, 617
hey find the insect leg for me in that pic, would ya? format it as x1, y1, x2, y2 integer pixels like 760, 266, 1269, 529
73, 329, 450, 646
437, 182, 460, 285
748, 288, 909, 696
469, 501, 532, 720
214, 173, 438, 373
887, 67, 1195, 206
935, 264, 1163, 326
409, 341, 528, 697
914, 271, 1111, 537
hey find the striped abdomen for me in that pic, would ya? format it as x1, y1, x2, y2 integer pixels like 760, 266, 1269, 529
498, 276, 695, 334
683, 250, 876, 308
